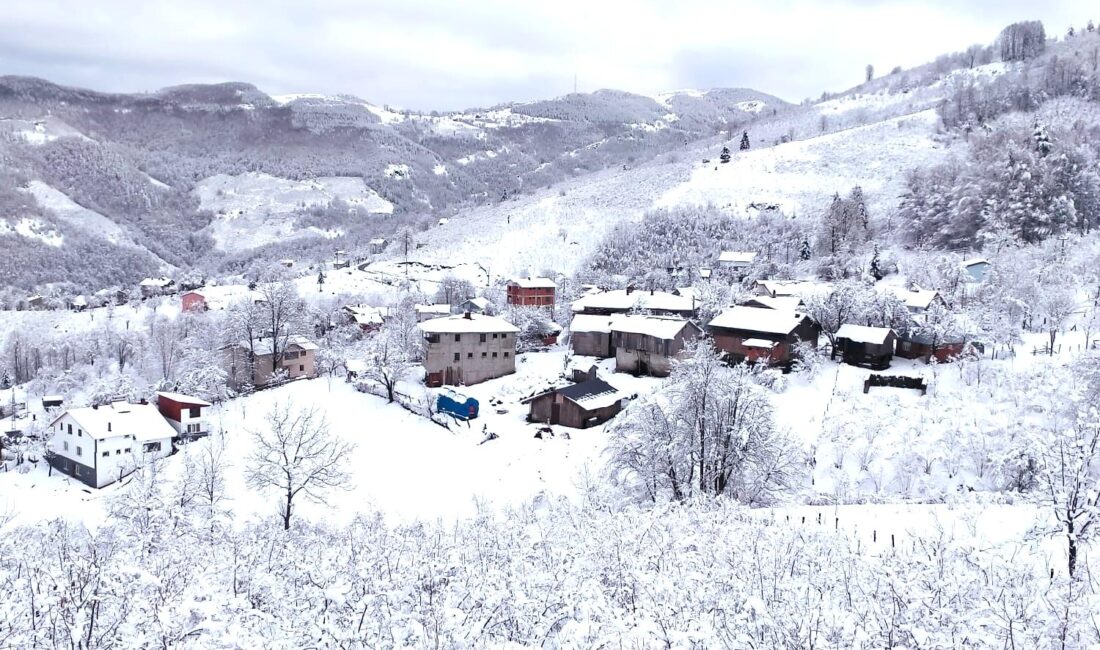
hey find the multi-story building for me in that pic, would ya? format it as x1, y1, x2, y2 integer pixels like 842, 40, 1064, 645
420, 313, 519, 386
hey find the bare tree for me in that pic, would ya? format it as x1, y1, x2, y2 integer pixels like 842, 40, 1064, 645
257, 281, 306, 377
1036, 283, 1079, 355
246, 403, 354, 530
1035, 412, 1100, 578
360, 325, 417, 403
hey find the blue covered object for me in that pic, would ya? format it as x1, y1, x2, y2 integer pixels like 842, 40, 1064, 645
437, 389, 479, 420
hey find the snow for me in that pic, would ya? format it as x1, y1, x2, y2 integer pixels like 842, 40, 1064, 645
432, 163, 447, 176
418, 313, 519, 334
709, 306, 805, 334
63, 402, 177, 441
194, 172, 393, 252
572, 289, 695, 314
735, 99, 766, 113
384, 163, 409, 178
886, 286, 939, 310
741, 338, 778, 348
609, 314, 693, 340
22, 181, 135, 246
836, 323, 894, 344
746, 295, 802, 311
718, 250, 757, 264
569, 314, 615, 334
155, 392, 212, 407
0, 217, 63, 246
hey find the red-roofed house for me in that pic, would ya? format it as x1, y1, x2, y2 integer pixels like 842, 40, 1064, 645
156, 392, 212, 440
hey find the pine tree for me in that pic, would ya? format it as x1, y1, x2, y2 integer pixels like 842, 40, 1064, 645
799, 239, 812, 261
719, 146, 731, 163
869, 245, 884, 280
1033, 123, 1053, 156
317, 269, 326, 292
739, 131, 750, 151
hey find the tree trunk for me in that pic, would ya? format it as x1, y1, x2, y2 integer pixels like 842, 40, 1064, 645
283, 489, 293, 531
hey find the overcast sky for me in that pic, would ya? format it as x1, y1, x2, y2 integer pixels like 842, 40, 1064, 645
2, 1, 1094, 111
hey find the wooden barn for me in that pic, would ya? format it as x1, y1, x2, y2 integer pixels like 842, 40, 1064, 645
895, 332, 967, 363
611, 315, 701, 376
523, 372, 624, 429
569, 314, 616, 357
707, 306, 820, 366
834, 325, 897, 369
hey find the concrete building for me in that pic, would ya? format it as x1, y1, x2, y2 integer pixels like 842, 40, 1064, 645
48, 401, 175, 488
223, 335, 318, 388
507, 278, 557, 310
611, 315, 702, 376
420, 313, 519, 387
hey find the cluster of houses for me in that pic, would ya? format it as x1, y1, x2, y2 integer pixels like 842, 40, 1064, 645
47, 391, 211, 489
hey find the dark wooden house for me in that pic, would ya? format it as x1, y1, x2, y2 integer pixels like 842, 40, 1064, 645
569, 315, 616, 357
707, 306, 820, 366
523, 372, 624, 429
895, 332, 967, 363
834, 325, 897, 370
611, 315, 702, 376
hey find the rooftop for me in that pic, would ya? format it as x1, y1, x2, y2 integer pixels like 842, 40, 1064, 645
718, 251, 758, 265
572, 289, 695, 314
57, 402, 177, 442
156, 391, 212, 407
418, 313, 520, 334
511, 277, 557, 289
709, 306, 807, 335
836, 324, 895, 345
611, 315, 696, 340
570, 314, 616, 334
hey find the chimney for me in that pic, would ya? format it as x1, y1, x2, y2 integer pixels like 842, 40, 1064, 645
92, 404, 98, 410
464, 311, 472, 320
626, 286, 634, 295
108, 422, 112, 432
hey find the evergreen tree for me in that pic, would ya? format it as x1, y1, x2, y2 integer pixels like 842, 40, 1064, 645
1033, 123, 1053, 157
739, 131, 750, 151
799, 239, 812, 261
719, 146, 731, 163
317, 269, 326, 292
869, 245, 884, 281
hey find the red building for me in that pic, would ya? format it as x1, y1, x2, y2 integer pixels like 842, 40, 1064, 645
181, 291, 207, 313
156, 391, 212, 439
507, 277, 556, 309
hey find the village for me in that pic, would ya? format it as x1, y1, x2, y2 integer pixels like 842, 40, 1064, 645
3, 238, 1071, 529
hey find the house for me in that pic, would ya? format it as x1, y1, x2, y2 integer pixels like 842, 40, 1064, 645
754, 279, 820, 299
886, 287, 942, 313
459, 297, 491, 314
70, 295, 88, 312
895, 332, 968, 363
740, 295, 803, 311
611, 315, 701, 376
415, 303, 453, 322
223, 335, 318, 388
332, 250, 350, 270
570, 314, 616, 357
420, 313, 519, 386
343, 304, 386, 332
961, 257, 991, 282
181, 291, 207, 313
369, 238, 387, 254
47, 401, 175, 489
708, 307, 820, 366
280, 259, 295, 268
139, 277, 174, 298
718, 251, 758, 276
156, 392, 211, 440
507, 278, 556, 310
834, 325, 897, 369
42, 395, 64, 410
572, 288, 697, 317
26, 294, 45, 310
523, 370, 625, 429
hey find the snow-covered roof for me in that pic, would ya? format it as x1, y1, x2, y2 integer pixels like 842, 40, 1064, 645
462, 297, 491, 310
570, 314, 616, 334
960, 257, 989, 268
156, 392, 212, 407
140, 277, 173, 287
345, 304, 386, 326
755, 279, 820, 297
71, 295, 87, 307
58, 402, 177, 442
610, 315, 695, 340
369, 237, 387, 245
887, 287, 939, 310
836, 324, 895, 345
511, 277, 557, 289
744, 295, 802, 311
43, 395, 63, 402
415, 303, 453, 315
419, 313, 520, 334
181, 290, 205, 298
674, 287, 699, 302
742, 338, 778, 349
718, 251, 757, 265
708, 306, 807, 335
244, 335, 319, 356
559, 377, 624, 410
572, 289, 696, 314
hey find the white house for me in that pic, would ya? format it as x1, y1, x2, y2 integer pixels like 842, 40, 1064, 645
415, 303, 453, 322
718, 251, 758, 270
139, 277, 174, 298
48, 401, 176, 488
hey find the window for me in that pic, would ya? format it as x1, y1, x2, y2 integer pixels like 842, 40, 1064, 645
77, 430, 82, 437
480, 333, 486, 343
116, 450, 121, 456
299, 365, 305, 372
285, 350, 300, 360
492, 352, 498, 358
189, 407, 201, 418
453, 352, 460, 362
481, 352, 487, 358
63, 441, 69, 451
124, 448, 131, 454
492, 333, 498, 339
76, 446, 82, 457
67, 424, 72, 435
426, 333, 440, 343
186, 423, 201, 433
454, 334, 461, 342
467, 353, 473, 359
101, 451, 109, 458
143, 442, 162, 453
504, 352, 510, 358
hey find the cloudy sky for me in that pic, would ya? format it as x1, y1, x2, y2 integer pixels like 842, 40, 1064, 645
2, 1, 1093, 110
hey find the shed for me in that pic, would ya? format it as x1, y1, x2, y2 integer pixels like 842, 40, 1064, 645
895, 332, 968, 363
611, 315, 701, 376
570, 314, 616, 357
523, 371, 624, 429
834, 325, 897, 370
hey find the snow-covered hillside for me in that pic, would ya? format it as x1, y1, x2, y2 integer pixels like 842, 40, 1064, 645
194, 172, 393, 252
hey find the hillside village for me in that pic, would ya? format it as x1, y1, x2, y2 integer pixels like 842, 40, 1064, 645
2, 13, 1100, 649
